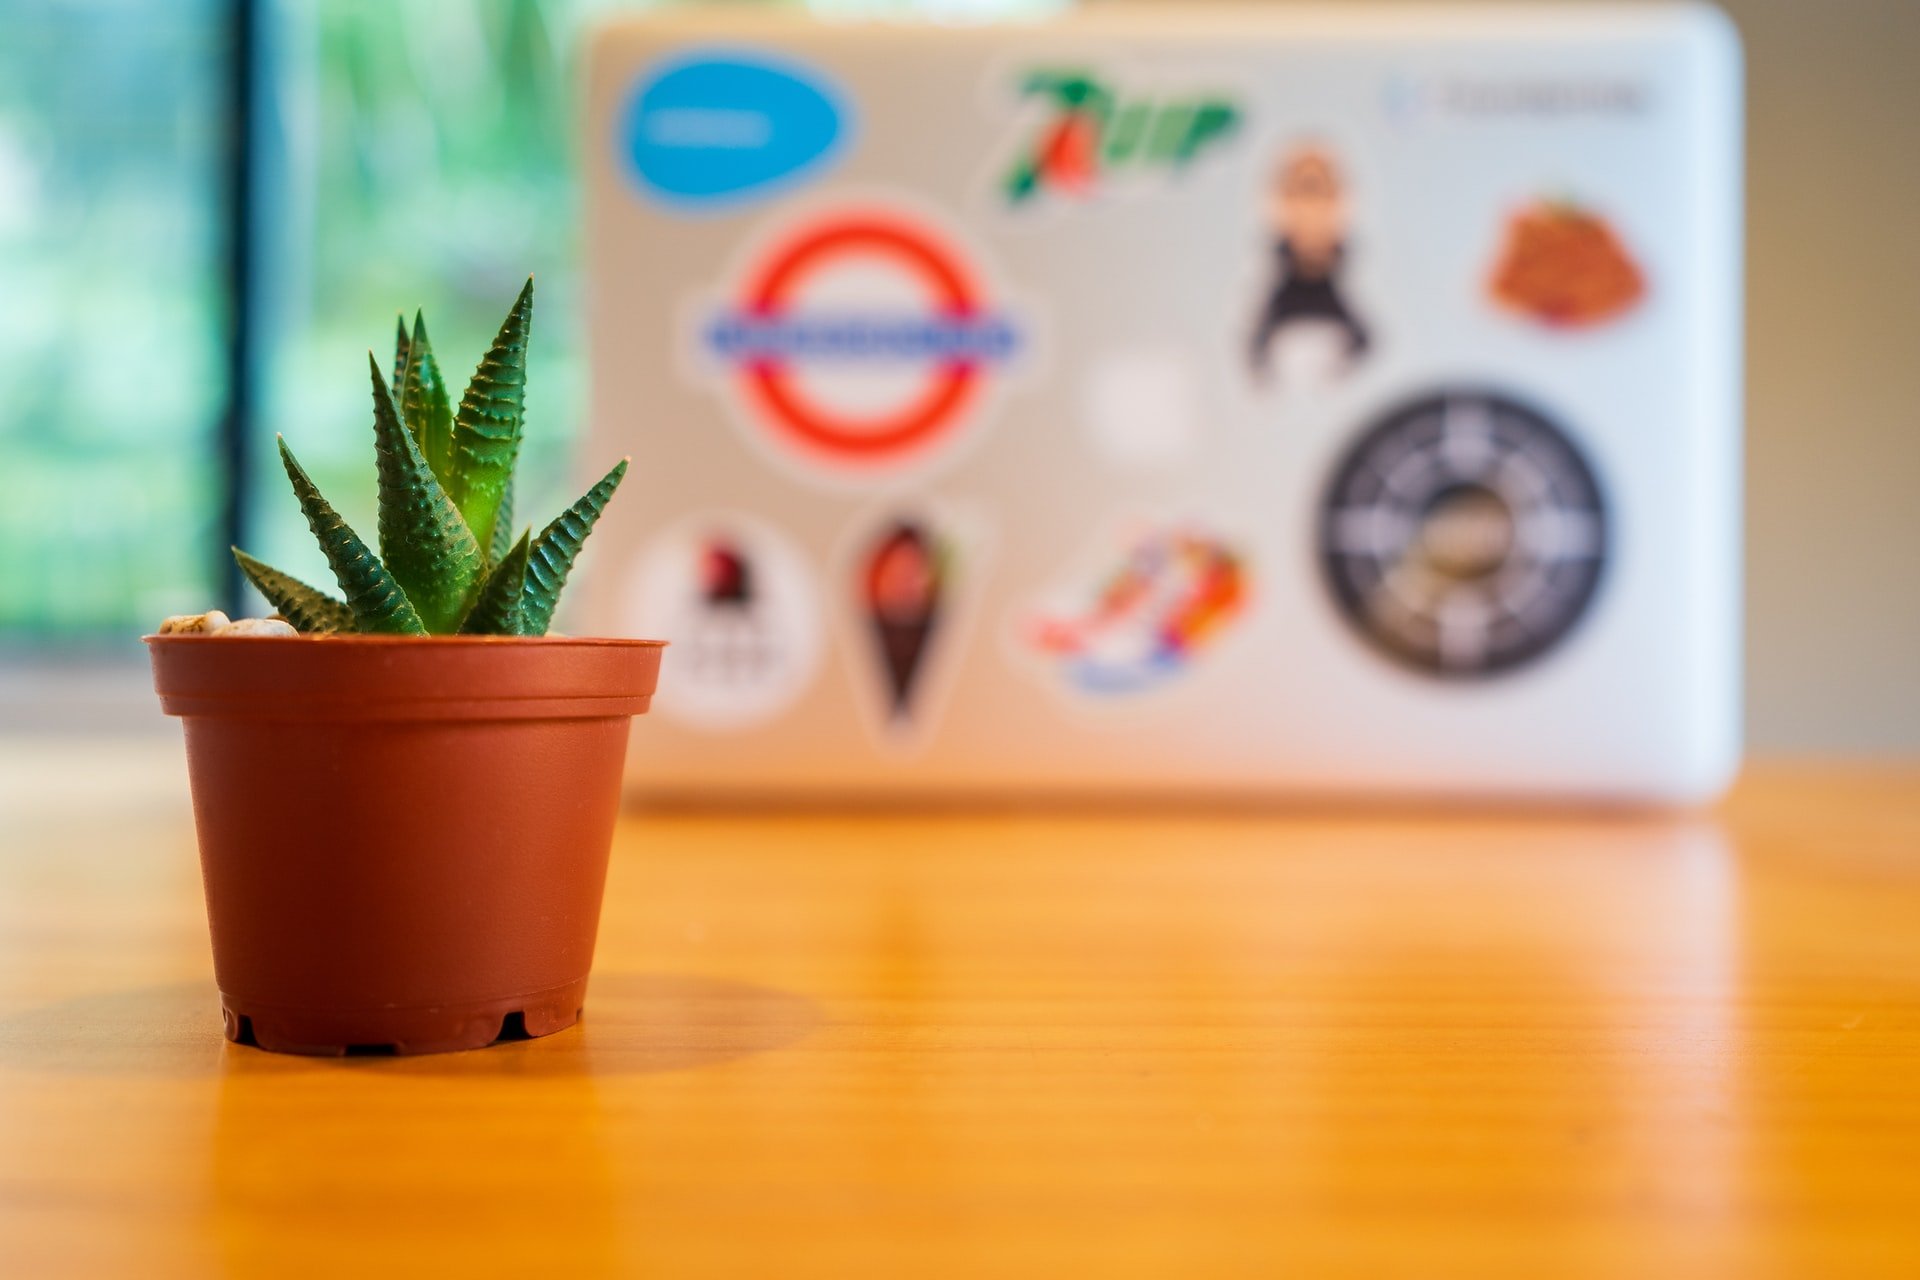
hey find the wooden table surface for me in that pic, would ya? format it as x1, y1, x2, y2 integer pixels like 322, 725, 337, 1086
3, 752, 1919, 1278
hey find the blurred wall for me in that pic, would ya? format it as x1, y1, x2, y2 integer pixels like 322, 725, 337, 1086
1728, 0, 1920, 753
1174, 0, 1919, 752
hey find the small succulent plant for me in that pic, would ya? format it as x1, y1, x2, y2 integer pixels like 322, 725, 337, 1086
234, 279, 626, 636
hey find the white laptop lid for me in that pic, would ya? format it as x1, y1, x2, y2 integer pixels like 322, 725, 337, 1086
580, 4, 1742, 803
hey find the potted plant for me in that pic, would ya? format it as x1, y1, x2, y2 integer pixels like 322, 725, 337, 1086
148, 280, 664, 1056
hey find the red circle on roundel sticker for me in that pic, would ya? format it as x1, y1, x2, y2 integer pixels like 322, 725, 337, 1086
710, 210, 1022, 471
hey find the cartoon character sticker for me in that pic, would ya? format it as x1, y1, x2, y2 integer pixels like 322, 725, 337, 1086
859, 519, 950, 724
1487, 197, 1646, 329
1247, 143, 1371, 388
691, 201, 1027, 483
998, 70, 1241, 208
625, 515, 823, 731
1025, 523, 1249, 695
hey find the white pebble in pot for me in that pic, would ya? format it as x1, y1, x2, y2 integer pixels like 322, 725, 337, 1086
218, 618, 299, 637
157, 611, 231, 635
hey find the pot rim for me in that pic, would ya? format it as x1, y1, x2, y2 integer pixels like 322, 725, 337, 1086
148, 632, 667, 721
144, 634, 667, 648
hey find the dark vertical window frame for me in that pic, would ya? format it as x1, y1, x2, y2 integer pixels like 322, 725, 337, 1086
218, 0, 261, 615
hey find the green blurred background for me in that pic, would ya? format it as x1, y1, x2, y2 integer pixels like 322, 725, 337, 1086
1, 0, 227, 639
2, 0, 627, 645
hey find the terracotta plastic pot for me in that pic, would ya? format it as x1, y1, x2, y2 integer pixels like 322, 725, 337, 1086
147, 634, 664, 1056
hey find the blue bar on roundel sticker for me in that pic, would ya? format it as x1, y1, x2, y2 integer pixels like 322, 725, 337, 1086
623, 50, 852, 211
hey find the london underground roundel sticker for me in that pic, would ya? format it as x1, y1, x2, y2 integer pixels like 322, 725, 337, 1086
695, 205, 1026, 478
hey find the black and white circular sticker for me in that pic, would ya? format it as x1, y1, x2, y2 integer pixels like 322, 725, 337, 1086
1318, 390, 1608, 678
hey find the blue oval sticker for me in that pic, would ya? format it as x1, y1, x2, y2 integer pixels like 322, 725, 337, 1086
624, 51, 851, 212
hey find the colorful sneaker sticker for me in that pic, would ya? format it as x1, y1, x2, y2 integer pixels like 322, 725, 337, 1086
692, 202, 1027, 481
622, 51, 850, 212
1025, 523, 1249, 695
997, 70, 1241, 208
624, 515, 823, 731
1487, 198, 1646, 329
1247, 143, 1371, 389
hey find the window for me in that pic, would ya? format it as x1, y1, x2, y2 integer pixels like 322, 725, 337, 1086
0, 0, 229, 642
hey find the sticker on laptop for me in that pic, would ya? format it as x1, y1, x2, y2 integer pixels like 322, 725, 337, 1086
1487, 196, 1646, 329
1247, 141, 1372, 390
1021, 521, 1250, 696
994, 68, 1241, 209
1080, 345, 1201, 469
835, 501, 992, 749
688, 200, 1030, 483
842, 512, 966, 746
621, 50, 851, 212
623, 514, 823, 731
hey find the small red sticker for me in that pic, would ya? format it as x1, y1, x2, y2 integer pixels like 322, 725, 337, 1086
1488, 198, 1646, 329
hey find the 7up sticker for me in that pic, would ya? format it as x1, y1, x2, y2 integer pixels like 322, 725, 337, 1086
998, 70, 1241, 208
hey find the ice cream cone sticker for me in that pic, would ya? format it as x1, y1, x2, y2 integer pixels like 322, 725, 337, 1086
861, 520, 949, 722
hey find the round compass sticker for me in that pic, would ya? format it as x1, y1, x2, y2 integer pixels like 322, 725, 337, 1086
1318, 390, 1608, 678
700, 206, 1024, 477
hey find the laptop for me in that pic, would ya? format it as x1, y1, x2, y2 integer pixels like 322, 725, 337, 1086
579, 3, 1743, 802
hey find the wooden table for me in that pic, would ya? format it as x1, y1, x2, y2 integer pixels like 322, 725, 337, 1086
3, 751, 1918, 1278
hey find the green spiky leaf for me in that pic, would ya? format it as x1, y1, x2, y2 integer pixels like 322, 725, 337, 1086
449, 277, 532, 553
266, 279, 633, 643
231, 548, 354, 634
460, 529, 532, 636
277, 436, 424, 635
489, 476, 515, 566
520, 458, 628, 636
399, 311, 456, 491
369, 353, 483, 634
392, 313, 410, 390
